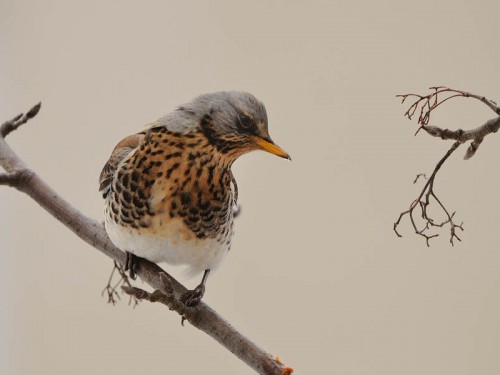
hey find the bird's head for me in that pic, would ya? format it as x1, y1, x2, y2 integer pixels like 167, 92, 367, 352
174, 91, 290, 161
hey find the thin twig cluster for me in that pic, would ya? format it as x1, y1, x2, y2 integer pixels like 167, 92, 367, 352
394, 86, 500, 245
102, 261, 139, 306
393, 141, 464, 246
398, 87, 469, 132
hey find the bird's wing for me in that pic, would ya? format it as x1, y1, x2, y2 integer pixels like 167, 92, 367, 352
99, 132, 145, 198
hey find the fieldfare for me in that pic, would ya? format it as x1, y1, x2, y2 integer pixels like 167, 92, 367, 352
99, 91, 289, 306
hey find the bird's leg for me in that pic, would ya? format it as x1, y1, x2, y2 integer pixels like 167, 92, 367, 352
124, 251, 139, 280
181, 269, 210, 307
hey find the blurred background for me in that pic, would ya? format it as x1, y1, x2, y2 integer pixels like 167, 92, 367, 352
2, 1, 500, 374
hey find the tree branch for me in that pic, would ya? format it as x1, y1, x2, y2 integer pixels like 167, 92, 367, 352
421, 116, 500, 160
0, 102, 41, 138
0, 104, 292, 375
394, 87, 499, 245
394, 141, 463, 246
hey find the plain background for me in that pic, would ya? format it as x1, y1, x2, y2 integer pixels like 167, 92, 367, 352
2, 1, 500, 374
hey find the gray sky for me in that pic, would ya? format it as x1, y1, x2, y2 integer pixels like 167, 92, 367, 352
2, 1, 500, 374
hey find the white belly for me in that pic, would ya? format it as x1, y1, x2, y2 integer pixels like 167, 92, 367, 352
104, 214, 230, 278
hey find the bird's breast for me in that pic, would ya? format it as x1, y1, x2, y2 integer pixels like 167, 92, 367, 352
107, 128, 235, 243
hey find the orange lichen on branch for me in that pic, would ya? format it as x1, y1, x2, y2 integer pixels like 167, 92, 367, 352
276, 356, 294, 374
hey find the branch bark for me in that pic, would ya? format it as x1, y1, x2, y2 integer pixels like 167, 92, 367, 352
422, 116, 500, 160
0, 104, 292, 375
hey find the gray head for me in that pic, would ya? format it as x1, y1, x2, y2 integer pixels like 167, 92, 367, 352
157, 91, 289, 160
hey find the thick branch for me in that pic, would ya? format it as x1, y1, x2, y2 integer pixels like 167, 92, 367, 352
0, 105, 290, 375
422, 116, 500, 160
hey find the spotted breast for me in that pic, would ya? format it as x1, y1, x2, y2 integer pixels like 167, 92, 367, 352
101, 127, 236, 277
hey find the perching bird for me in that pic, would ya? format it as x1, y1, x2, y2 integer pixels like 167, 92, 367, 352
99, 91, 289, 306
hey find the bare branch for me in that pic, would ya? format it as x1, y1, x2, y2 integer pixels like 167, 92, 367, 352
395, 86, 500, 245
421, 116, 500, 159
121, 278, 293, 375
458, 89, 500, 115
394, 141, 464, 245
0, 102, 41, 137
0, 104, 291, 375
397, 87, 500, 127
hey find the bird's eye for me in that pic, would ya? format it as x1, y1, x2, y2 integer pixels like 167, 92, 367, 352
238, 114, 253, 129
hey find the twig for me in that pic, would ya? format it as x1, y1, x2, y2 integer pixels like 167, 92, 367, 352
413, 173, 427, 184
397, 86, 500, 126
102, 261, 139, 306
0, 104, 290, 375
0, 102, 41, 137
394, 142, 463, 245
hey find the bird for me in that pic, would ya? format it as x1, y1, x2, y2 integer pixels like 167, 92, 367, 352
99, 91, 289, 307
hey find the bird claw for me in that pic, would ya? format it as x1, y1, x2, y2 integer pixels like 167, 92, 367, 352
180, 284, 205, 307
124, 251, 138, 280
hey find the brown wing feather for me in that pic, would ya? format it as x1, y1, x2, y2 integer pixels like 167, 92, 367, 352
99, 132, 145, 197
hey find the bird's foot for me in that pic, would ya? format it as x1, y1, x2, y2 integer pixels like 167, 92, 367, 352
124, 251, 139, 280
180, 284, 205, 307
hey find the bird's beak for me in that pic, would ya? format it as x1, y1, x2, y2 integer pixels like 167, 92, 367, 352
253, 136, 291, 160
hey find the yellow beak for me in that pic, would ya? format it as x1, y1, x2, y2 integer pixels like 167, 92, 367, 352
253, 136, 291, 160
